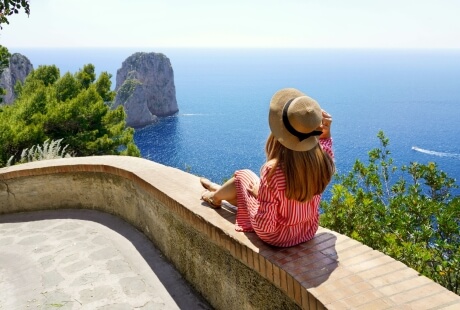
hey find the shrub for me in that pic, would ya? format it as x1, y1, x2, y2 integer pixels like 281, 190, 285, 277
320, 131, 460, 295
7, 139, 72, 166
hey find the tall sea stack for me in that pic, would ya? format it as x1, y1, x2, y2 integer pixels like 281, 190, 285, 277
113, 52, 178, 128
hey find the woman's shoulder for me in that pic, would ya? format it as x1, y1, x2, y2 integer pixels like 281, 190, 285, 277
262, 159, 276, 169
319, 137, 333, 148
261, 159, 277, 175
260, 160, 285, 187
319, 138, 334, 158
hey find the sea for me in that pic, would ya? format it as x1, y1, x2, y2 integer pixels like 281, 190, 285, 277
11, 48, 460, 198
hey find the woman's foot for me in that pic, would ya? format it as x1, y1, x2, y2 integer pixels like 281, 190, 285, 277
201, 190, 221, 208
200, 178, 220, 192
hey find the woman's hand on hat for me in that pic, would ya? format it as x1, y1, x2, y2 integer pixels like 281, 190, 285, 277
319, 110, 332, 139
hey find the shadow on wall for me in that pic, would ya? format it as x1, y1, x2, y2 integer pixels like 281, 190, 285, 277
202, 199, 339, 290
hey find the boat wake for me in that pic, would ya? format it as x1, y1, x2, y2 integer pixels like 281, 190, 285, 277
412, 146, 460, 159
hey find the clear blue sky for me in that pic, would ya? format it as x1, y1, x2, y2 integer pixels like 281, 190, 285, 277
1, 0, 460, 48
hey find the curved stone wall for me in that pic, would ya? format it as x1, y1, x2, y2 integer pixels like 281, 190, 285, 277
1, 156, 459, 309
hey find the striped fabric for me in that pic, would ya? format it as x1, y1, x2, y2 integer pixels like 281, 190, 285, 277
234, 138, 333, 247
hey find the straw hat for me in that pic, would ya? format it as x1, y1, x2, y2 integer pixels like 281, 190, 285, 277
269, 88, 323, 151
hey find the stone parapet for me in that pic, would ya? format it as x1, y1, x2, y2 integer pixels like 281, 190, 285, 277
1, 156, 459, 309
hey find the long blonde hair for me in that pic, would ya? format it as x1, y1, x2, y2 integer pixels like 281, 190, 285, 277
265, 133, 335, 202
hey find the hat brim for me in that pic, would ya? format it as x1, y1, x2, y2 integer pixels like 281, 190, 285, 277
268, 88, 320, 152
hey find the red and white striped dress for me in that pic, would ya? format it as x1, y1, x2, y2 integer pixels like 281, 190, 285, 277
233, 138, 333, 247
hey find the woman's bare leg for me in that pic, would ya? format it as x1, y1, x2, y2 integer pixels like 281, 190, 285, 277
201, 177, 238, 206
213, 177, 237, 206
200, 178, 221, 191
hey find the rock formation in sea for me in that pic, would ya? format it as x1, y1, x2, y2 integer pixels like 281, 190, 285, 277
113, 52, 178, 128
0, 53, 33, 105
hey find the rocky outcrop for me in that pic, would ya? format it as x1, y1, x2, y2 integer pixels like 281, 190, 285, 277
113, 52, 178, 128
0, 53, 33, 105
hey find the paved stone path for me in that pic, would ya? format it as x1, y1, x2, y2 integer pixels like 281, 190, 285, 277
0, 210, 212, 310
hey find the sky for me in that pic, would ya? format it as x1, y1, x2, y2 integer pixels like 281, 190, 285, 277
1, 0, 460, 49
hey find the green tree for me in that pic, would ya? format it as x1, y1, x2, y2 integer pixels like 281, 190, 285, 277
320, 131, 460, 295
0, 0, 30, 28
0, 64, 140, 166
0, 45, 11, 103
0, 45, 9, 72
76, 64, 96, 89
27, 64, 60, 86
55, 72, 80, 102
95, 71, 116, 103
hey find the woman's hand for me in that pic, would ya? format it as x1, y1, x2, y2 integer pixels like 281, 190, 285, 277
248, 182, 259, 198
319, 110, 332, 139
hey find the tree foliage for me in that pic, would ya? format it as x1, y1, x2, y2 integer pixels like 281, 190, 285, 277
320, 131, 460, 295
0, 45, 9, 72
0, 64, 140, 167
0, 45, 10, 102
0, 0, 30, 28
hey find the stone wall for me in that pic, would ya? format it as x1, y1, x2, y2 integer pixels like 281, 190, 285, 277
1, 156, 459, 309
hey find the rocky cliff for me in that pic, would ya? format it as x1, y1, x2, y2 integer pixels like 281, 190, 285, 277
113, 52, 178, 128
0, 53, 33, 105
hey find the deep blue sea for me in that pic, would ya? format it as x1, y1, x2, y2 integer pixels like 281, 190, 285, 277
13, 48, 460, 198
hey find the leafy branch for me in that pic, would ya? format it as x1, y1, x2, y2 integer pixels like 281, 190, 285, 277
321, 131, 460, 295
0, 0, 30, 28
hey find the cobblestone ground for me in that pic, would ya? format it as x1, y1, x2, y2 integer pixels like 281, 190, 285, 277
0, 210, 211, 310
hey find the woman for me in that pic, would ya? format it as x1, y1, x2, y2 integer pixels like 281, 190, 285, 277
200, 88, 335, 247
